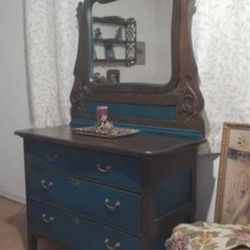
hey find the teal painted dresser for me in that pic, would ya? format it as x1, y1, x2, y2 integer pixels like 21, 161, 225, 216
16, 0, 207, 248
16, 125, 204, 250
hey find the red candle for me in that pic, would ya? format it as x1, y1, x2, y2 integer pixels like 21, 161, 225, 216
96, 106, 108, 122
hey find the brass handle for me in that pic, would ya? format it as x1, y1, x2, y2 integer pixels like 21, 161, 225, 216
104, 239, 121, 250
73, 217, 80, 225
96, 163, 112, 174
105, 198, 121, 212
45, 153, 59, 162
41, 214, 54, 225
40, 180, 54, 190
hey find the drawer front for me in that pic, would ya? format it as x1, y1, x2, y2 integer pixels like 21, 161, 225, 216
30, 201, 141, 250
29, 167, 141, 233
26, 141, 141, 190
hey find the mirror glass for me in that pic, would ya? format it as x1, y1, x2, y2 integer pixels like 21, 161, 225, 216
91, 0, 173, 85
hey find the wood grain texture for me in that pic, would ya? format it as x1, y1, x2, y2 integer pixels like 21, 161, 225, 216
15, 126, 204, 158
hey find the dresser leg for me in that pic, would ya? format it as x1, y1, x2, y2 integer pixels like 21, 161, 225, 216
28, 235, 38, 250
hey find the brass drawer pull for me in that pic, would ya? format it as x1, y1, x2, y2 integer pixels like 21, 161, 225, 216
96, 163, 112, 174
40, 180, 54, 190
105, 198, 121, 212
73, 217, 80, 225
41, 213, 54, 225
45, 153, 59, 162
104, 239, 121, 250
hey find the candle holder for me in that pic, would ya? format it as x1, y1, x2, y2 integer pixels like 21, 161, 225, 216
72, 106, 140, 138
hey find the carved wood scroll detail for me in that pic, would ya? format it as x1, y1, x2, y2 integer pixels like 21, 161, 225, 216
179, 74, 198, 120
178, 73, 205, 134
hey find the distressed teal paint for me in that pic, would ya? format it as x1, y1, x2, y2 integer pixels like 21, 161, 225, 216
30, 202, 141, 250
71, 119, 204, 140
85, 102, 177, 120
27, 141, 141, 191
29, 168, 141, 233
153, 169, 192, 217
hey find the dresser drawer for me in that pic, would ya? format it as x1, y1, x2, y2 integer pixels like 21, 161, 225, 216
26, 140, 141, 191
30, 201, 141, 250
29, 167, 141, 233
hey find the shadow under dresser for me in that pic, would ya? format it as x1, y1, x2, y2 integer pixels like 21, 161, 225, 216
16, 125, 204, 250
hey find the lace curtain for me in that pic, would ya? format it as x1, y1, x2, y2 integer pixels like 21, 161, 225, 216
24, 0, 250, 153
24, 0, 79, 127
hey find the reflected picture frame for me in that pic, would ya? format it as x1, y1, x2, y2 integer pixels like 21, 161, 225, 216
215, 123, 250, 225
107, 69, 120, 84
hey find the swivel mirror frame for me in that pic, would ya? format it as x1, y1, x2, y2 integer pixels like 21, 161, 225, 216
70, 0, 205, 135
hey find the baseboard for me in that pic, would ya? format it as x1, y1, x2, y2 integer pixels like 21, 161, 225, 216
0, 190, 26, 205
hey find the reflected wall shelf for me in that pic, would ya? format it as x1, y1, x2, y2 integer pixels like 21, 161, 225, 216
93, 16, 137, 66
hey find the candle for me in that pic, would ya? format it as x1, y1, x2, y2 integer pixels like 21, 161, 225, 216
96, 106, 108, 122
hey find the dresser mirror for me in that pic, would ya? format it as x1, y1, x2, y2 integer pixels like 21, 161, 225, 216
91, 0, 173, 85
71, 0, 205, 135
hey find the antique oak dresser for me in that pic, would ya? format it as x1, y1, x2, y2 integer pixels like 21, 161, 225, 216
16, 0, 206, 249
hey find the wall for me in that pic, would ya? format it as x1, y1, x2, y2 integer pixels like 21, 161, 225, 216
0, 0, 29, 203
196, 154, 220, 222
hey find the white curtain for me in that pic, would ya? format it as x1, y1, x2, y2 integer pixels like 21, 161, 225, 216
25, 0, 250, 153
24, 0, 80, 127
193, 0, 250, 152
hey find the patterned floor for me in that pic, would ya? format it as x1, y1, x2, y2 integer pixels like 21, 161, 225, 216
0, 196, 60, 250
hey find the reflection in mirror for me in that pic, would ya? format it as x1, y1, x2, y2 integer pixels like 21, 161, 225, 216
91, 0, 173, 85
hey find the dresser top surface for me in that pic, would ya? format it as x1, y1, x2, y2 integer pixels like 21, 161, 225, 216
16, 126, 204, 158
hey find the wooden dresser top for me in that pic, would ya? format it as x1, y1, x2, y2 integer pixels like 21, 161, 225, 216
16, 126, 204, 158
